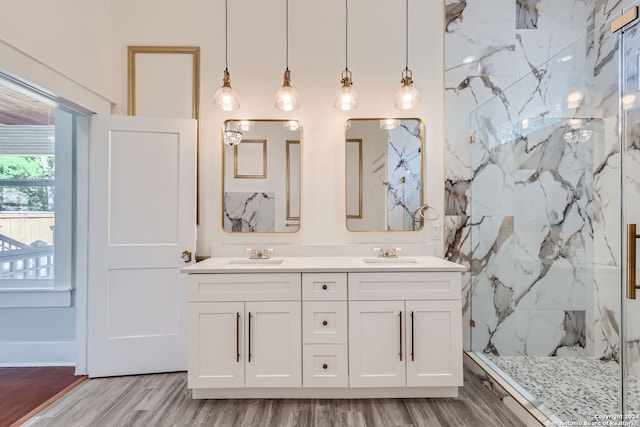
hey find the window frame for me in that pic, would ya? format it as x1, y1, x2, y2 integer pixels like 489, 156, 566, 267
0, 108, 74, 307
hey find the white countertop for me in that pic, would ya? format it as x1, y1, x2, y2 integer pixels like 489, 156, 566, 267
181, 256, 467, 274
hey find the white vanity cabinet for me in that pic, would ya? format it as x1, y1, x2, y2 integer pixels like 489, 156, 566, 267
348, 272, 463, 388
183, 257, 465, 399
187, 273, 301, 390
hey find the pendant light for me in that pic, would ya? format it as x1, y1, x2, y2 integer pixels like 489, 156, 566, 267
274, 0, 300, 111
213, 0, 240, 111
333, 0, 359, 110
394, 0, 421, 110
224, 121, 243, 146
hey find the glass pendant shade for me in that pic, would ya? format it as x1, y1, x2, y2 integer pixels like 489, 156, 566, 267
275, 69, 300, 111
394, 69, 421, 110
563, 128, 593, 143
333, 70, 359, 110
283, 120, 300, 131
380, 119, 400, 130
214, 69, 240, 111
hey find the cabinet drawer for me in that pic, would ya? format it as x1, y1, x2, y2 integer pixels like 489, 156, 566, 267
303, 344, 348, 388
302, 273, 347, 300
188, 273, 301, 302
303, 301, 347, 344
348, 272, 461, 301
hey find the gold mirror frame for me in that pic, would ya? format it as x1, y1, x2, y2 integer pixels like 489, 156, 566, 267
345, 118, 425, 232
221, 120, 302, 233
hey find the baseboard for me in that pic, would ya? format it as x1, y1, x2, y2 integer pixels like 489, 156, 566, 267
0, 341, 75, 366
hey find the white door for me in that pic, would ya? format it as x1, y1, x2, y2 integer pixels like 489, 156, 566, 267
348, 300, 405, 387
188, 302, 244, 389
406, 300, 463, 387
245, 301, 301, 388
87, 115, 196, 377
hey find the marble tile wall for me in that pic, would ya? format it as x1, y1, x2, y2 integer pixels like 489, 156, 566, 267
444, 0, 628, 359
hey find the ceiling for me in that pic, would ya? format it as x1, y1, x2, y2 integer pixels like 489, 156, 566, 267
0, 85, 54, 126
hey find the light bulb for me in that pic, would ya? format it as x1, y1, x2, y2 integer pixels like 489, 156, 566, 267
214, 69, 240, 111
394, 69, 421, 110
333, 70, 359, 110
275, 70, 300, 111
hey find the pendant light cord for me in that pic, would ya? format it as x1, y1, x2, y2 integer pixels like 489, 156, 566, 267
405, 0, 409, 71
225, 0, 229, 71
345, 0, 349, 70
285, 0, 289, 70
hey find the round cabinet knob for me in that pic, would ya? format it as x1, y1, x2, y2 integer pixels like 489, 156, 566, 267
322, 364, 328, 370
322, 320, 328, 326
322, 284, 328, 290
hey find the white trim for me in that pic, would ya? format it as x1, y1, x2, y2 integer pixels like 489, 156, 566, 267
0, 340, 75, 366
0, 38, 112, 114
0, 288, 72, 307
55, 109, 73, 291
0, 109, 76, 306
74, 115, 90, 375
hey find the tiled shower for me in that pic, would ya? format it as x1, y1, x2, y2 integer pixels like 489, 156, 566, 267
444, 0, 640, 421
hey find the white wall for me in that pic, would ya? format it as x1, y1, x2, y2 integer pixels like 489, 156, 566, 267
0, 0, 113, 103
111, 0, 445, 256
0, 308, 76, 366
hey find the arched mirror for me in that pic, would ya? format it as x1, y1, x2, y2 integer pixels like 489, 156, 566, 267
222, 120, 301, 233
345, 118, 424, 231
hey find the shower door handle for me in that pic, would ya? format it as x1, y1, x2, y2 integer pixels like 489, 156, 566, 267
628, 224, 640, 299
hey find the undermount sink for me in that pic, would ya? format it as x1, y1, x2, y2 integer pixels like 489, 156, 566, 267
227, 259, 284, 265
362, 258, 418, 264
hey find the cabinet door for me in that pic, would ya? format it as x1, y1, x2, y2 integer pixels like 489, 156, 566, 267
349, 301, 405, 387
406, 300, 463, 387
245, 301, 302, 388
188, 302, 244, 388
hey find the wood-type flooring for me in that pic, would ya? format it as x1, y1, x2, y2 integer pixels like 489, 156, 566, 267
0, 366, 85, 427
21, 365, 526, 427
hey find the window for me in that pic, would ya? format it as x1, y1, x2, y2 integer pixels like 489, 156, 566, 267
0, 129, 55, 280
0, 80, 73, 306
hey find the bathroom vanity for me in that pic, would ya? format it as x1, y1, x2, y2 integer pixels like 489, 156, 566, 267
182, 255, 466, 399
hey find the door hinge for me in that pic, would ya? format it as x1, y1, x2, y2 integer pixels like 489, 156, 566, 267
470, 319, 476, 327
469, 135, 475, 143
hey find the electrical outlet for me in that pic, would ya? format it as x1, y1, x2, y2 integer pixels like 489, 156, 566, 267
432, 224, 442, 240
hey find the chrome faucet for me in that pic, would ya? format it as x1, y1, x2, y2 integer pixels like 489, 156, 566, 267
247, 248, 273, 259
374, 247, 401, 258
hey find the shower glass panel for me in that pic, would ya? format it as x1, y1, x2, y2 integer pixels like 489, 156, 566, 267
469, 19, 624, 421
623, 18, 640, 419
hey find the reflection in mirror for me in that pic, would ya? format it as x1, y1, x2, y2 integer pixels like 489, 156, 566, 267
345, 118, 423, 232
222, 120, 301, 233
